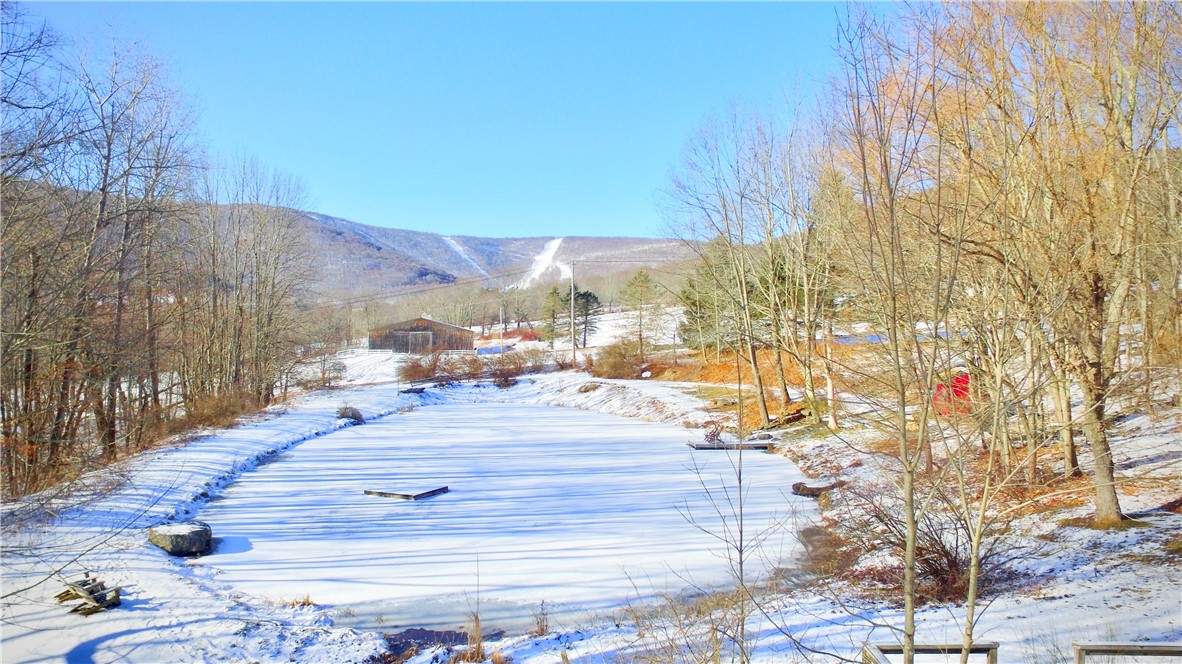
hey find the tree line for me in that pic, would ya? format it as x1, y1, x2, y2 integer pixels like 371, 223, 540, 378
663, 3, 1179, 658
1, 4, 316, 496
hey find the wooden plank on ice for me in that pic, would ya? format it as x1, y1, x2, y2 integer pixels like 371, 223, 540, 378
687, 442, 771, 451
364, 486, 449, 501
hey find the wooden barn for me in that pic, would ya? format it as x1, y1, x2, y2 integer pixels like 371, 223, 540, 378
368, 317, 475, 354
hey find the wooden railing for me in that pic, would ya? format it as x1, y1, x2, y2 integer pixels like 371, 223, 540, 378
861, 641, 1182, 663
861, 643, 999, 664
1074, 642, 1182, 663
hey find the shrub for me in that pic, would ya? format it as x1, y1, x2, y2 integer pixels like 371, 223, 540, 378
519, 347, 549, 373
501, 351, 527, 375
702, 422, 724, 443
398, 354, 438, 383
591, 339, 645, 379
554, 354, 573, 370
441, 353, 484, 380
829, 477, 1024, 603
337, 404, 364, 423
489, 356, 524, 388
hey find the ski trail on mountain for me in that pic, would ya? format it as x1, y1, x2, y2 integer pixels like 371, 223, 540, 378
518, 237, 569, 287
442, 236, 490, 278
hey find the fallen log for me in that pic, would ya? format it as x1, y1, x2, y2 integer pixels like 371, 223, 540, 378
791, 481, 842, 498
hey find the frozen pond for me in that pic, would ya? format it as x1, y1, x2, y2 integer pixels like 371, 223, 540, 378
192, 402, 815, 634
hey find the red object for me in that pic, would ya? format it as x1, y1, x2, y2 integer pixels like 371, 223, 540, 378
951, 372, 970, 400
934, 372, 971, 414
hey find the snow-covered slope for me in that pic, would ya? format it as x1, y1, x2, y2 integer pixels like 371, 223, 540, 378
442, 235, 491, 279
516, 237, 572, 288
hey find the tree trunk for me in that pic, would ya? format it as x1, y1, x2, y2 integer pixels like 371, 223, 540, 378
1079, 379, 1122, 526
1051, 361, 1079, 477
824, 321, 839, 429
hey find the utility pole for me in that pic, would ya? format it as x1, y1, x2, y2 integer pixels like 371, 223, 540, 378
569, 262, 577, 367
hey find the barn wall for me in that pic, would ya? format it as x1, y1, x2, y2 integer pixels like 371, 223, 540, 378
368, 318, 474, 353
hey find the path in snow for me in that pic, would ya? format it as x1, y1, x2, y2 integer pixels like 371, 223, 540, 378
190, 402, 814, 635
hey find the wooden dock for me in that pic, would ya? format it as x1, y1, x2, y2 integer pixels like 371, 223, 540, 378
364, 486, 449, 501
687, 442, 772, 451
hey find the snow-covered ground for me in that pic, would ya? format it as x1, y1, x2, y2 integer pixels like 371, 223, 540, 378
2, 351, 1179, 663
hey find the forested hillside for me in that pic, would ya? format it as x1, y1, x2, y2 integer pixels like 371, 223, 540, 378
0, 3, 692, 496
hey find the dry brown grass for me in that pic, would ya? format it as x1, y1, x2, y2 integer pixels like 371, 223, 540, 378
169, 392, 261, 433
653, 351, 840, 427
530, 600, 550, 636
619, 588, 745, 664
1151, 325, 1182, 371
277, 594, 315, 608
794, 523, 860, 582
1163, 533, 1182, 558
448, 612, 488, 664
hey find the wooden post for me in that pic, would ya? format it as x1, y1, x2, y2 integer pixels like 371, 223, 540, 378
570, 262, 576, 367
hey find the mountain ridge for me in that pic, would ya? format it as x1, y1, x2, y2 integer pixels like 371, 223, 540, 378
300, 211, 695, 298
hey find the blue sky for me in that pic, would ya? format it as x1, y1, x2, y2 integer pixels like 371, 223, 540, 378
31, 2, 843, 238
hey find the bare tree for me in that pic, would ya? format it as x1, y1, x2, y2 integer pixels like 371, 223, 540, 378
833, 5, 966, 658
2, 33, 198, 492
665, 114, 773, 427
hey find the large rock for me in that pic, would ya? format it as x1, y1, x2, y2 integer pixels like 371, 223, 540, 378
149, 521, 212, 556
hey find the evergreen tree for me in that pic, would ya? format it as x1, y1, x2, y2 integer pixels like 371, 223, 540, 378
620, 269, 659, 362
573, 288, 603, 348
539, 286, 567, 348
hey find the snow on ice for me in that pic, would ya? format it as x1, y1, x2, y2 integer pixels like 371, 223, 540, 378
2, 352, 1179, 663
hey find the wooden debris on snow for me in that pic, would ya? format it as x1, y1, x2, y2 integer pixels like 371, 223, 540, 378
55, 573, 121, 616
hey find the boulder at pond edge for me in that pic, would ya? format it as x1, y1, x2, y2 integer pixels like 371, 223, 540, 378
149, 521, 212, 556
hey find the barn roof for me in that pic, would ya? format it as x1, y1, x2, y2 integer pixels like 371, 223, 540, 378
370, 317, 475, 335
